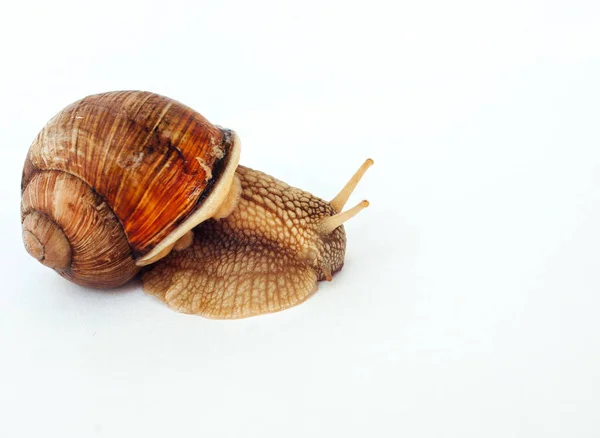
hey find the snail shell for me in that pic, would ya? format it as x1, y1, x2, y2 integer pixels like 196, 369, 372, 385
21, 91, 241, 288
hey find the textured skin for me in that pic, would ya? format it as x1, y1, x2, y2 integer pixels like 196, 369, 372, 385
22, 90, 232, 257
142, 165, 347, 319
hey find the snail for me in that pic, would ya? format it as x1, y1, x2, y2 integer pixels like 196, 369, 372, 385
21, 90, 372, 318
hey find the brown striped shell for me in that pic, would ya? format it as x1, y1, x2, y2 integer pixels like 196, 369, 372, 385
21, 91, 241, 288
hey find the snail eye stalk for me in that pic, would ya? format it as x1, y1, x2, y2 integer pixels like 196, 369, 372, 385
319, 200, 370, 235
330, 158, 374, 212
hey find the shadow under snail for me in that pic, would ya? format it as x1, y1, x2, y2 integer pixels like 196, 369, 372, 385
21, 91, 372, 319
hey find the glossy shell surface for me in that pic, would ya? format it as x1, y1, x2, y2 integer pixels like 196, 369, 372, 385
22, 91, 236, 260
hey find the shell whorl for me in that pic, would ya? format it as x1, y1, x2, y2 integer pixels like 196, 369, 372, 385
21, 170, 138, 288
21, 90, 238, 288
22, 212, 71, 270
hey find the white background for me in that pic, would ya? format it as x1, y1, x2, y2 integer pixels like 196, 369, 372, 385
1, 0, 600, 437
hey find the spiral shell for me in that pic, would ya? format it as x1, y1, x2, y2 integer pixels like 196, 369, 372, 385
21, 91, 241, 288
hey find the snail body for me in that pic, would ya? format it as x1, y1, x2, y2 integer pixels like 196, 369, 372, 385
21, 91, 371, 318
143, 161, 372, 319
